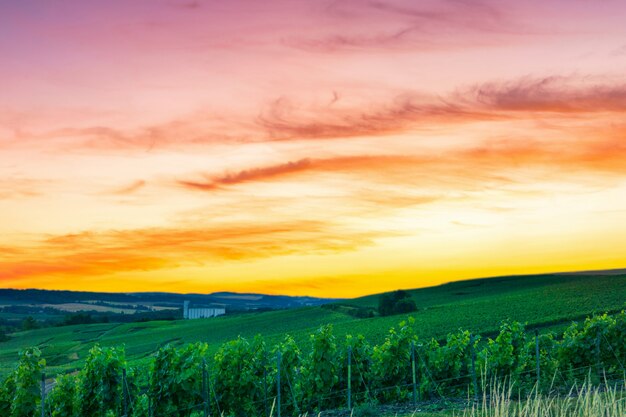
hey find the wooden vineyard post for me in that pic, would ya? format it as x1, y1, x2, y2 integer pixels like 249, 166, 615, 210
535, 330, 540, 387
202, 359, 208, 417
347, 346, 352, 410
411, 342, 417, 407
470, 334, 478, 402
263, 353, 269, 417
276, 351, 281, 417
40, 373, 45, 417
122, 368, 128, 417
596, 332, 602, 380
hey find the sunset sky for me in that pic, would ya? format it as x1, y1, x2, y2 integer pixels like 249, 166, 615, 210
1, 0, 626, 297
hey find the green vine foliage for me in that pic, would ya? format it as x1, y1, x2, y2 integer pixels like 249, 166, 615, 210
521, 331, 558, 391
150, 342, 208, 417
271, 335, 302, 416
479, 321, 530, 388
12, 347, 45, 417
4, 311, 626, 417
213, 336, 267, 417
0, 373, 16, 416
130, 393, 149, 417
48, 373, 78, 417
301, 324, 340, 411
605, 311, 626, 372
78, 344, 125, 417
338, 334, 373, 405
371, 318, 417, 403
421, 330, 478, 398
557, 312, 625, 383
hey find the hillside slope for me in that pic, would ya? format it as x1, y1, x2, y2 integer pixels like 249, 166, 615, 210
1, 271, 624, 377
0, 288, 339, 312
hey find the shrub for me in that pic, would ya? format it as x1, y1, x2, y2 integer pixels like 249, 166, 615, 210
557, 313, 620, 383
479, 321, 530, 387
49, 373, 78, 417
0, 373, 15, 416
272, 335, 302, 416
213, 337, 266, 417
78, 345, 125, 417
301, 325, 340, 411
338, 334, 373, 405
420, 330, 478, 398
12, 348, 45, 417
371, 318, 417, 402
150, 342, 207, 417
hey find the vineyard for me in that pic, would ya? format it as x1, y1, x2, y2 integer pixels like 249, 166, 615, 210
2, 272, 624, 378
0, 311, 624, 417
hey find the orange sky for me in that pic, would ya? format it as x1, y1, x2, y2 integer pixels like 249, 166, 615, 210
1, 0, 626, 297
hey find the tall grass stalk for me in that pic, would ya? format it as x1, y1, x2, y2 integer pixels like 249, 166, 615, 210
461, 378, 625, 417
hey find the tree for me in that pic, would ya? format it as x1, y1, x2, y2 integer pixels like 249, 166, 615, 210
0, 328, 10, 342
392, 290, 410, 302
378, 294, 395, 316
63, 313, 95, 326
21, 317, 38, 331
378, 290, 417, 316
393, 298, 417, 314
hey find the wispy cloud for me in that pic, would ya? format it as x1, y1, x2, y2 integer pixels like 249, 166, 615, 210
256, 94, 491, 141
177, 155, 419, 191
285, 26, 429, 53
175, 1, 201, 10
179, 159, 314, 191
11, 75, 626, 154
0, 178, 48, 200
459, 133, 626, 174
288, 0, 518, 53
258, 76, 626, 142
175, 126, 626, 196
465, 76, 626, 113
610, 43, 626, 56
106, 180, 146, 195
0, 221, 382, 283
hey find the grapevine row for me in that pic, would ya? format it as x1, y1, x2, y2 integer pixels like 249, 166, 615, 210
1, 311, 624, 417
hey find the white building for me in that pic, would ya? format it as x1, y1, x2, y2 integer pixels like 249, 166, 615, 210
183, 300, 225, 319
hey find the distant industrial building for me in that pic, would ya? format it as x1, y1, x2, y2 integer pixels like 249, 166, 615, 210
183, 300, 225, 319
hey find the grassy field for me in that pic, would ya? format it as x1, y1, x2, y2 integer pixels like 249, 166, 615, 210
332, 272, 626, 343
360, 379, 626, 417
0, 272, 624, 377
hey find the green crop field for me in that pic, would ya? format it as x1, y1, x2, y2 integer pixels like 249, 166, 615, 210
0, 272, 624, 377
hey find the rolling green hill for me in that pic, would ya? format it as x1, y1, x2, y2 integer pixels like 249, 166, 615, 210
1, 271, 624, 377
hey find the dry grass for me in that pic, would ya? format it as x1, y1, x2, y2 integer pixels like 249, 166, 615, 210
40, 303, 137, 314
460, 379, 625, 417
264, 380, 626, 417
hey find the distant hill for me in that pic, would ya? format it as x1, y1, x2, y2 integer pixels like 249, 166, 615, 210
343, 268, 626, 310
133, 291, 337, 309
0, 269, 624, 376
0, 288, 341, 314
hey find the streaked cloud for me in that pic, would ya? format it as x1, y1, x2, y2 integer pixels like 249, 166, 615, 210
177, 155, 419, 191
12, 76, 624, 154
0, 221, 383, 284
0, 178, 48, 200
2, 0, 626, 295
107, 180, 147, 195
465, 76, 626, 113
287, 0, 518, 53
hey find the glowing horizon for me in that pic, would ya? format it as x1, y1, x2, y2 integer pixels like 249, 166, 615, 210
2, 0, 626, 297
